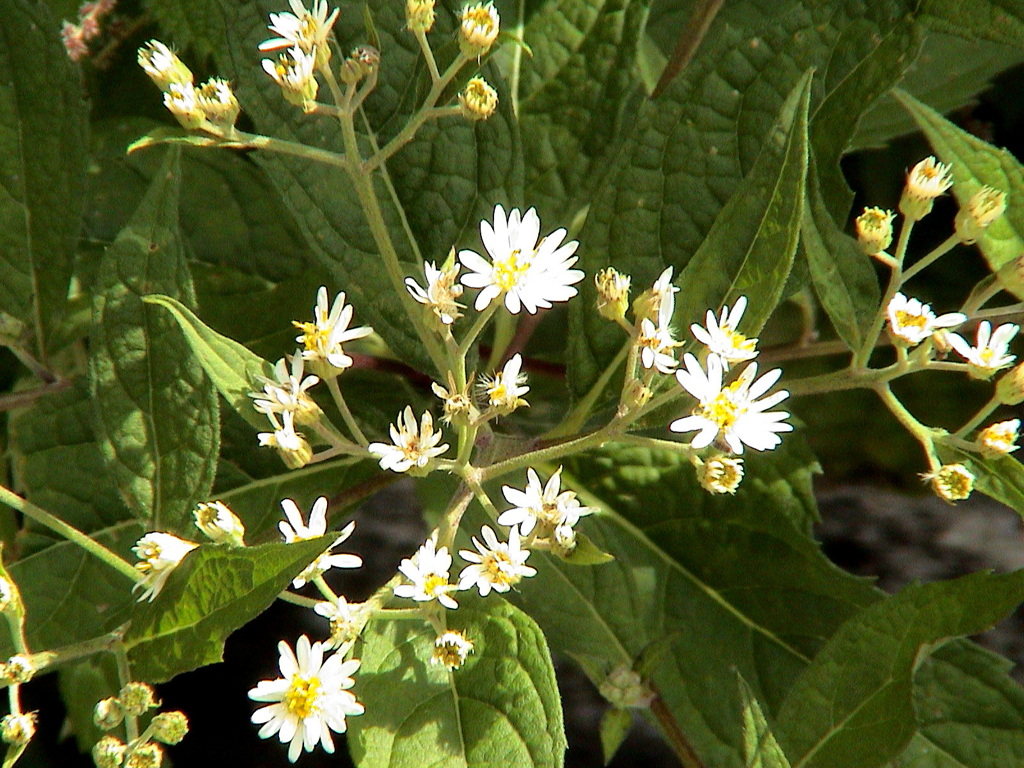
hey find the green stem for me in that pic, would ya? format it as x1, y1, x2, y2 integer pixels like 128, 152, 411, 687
546, 337, 631, 439
458, 302, 499, 360
487, 311, 516, 370
875, 384, 939, 467
112, 642, 139, 743
479, 424, 619, 482
313, 575, 338, 602
326, 377, 369, 445
223, 128, 349, 169
856, 217, 914, 368
415, 29, 441, 84
278, 590, 319, 608
973, 302, 1024, 321
900, 234, 960, 283
0, 486, 139, 583
961, 274, 1003, 317
954, 392, 1001, 438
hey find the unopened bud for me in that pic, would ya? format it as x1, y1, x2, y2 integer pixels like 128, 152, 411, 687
118, 682, 158, 717
459, 77, 498, 121
3, 656, 33, 684
406, 0, 436, 32
855, 207, 895, 256
431, 631, 474, 670
550, 524, 577, 557
956, 186, 1006, 244
997, 362, 1024, 405
193, 501, 246, 546
695, 455, 744, 495
599, 666, 654, 709
595, 268, 631, 321
0, 713, 35, 746
92, 736, 126, 768
459, 2, 500, 57
900, 156, 953, 221
619, 378, 651, 414
138, 41, 193, 90
151, 711, 189, 745
125, 742, 163, 768
925, 463, 974, 503
195, 78, 240, 128
340, 46, 379, 84
93, 697, 124, 730
995, 254, 1024, 299
978, 419, 1020, 458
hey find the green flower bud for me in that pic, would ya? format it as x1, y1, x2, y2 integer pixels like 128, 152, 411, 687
118, 682, 158, 717
151, 711, 189, 745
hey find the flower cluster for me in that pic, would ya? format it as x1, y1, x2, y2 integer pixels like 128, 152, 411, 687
259, 0, 340, 107
138, 40, 240, 131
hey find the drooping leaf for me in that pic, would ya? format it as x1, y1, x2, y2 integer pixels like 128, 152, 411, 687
124, 537, 332, 682
895, 89, 1024, 274
599, 708, 632, 765
934, 438, 1024, 518
740, 676, 792, 768
90, 149, 220, 532
349, 596, 566, 768
0, 0, 87, 356
776, 571, 1024, 768
142, 294, 274, 431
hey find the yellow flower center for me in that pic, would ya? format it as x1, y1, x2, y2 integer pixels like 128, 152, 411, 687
492, 249, 531, 291
482, 551, 518, 587
424, 573, 449, 596
723, 327, 756, 355
698, 382, 746, 429
979, 347, 995, 365
894, 310, 928, 331
293, 321, 328, 354
284, 675, 321, 720
464, 7, 495, 33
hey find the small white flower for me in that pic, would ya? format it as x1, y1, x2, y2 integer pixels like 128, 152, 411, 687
886, 293, 966, 346
458, 525, 536, 596
258, 410, 314, 469
193, 501, 246, 546
479, 353, 530, 414
262, 45, 319, 104
459, 205, 584, 314
251, 353, 321, 424
279, 497, 362, 588
368, 407, 449, 473
249, 635, 364, 763
432, 631, 474, 670
947, 321, 1019, 377
405, 261, 464, 326
498, 466, 596, 536
695, 455, 744, 494
132, 532, 199, 602
670, 353, 792, 454
691, 297, 758, 367
314, 596, 365, 649
459, 2, 500, 55
163, 81, 206, 129
259, 0, 340, 54
924, 463, 974, 503
195, 78, 240, 126
979, 419, 1020, 458
637, 316, 681, 374
294, 287, 373, 372
394, 537, 458, 609
906, 156, 953, 200
137, 40, 192, 89
432, 372, 476, 425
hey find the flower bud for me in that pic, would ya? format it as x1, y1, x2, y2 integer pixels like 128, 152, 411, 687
93, 697, 124, 730
0, 713, 34, 746
92, 736, 126, 768
195, 78, 240, 128
193, 501, 246, 547
550, 524, 577, 557
996, 362, 1024, 405
595, 268, 631, 322
163, 82, 206, 131
0, 576, 17, 615
854, 207, 895, 256
619, 378, 651, 415
2, 656, 33, 684
695, 455, 744, 495
458, 77, 498, 121
125, 743, 163, 768
955, 186, 1007, 244
925, 463, 974, 503
262, 47, 319, 110
151, 711, 189, 745
899, 156, 953, 221
459, 2, 500, 57
978, 419, 1020, 458
431, 631, 474, 670
599, 666, 654, 709
138, 41, 193, 90
118, 682, 158, 717
995, 254, 1024, 299
406, 0, 436, 32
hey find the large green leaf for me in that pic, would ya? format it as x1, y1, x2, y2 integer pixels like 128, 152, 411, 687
895, 89, 1024, 274
0, 0, 86, 357
918, 0, 1024, 46
776, 571, 1024, 768
90, 149, 220, 532
349, 596, 566, 768
124, 537, 331, 682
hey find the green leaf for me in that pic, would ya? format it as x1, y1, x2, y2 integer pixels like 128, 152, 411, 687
90, 149, 220, 531
349, 596, 566, 768
599, 708, 632, 765
124, 537, 331, 682
895, 89, 1024, 273
142, 0, 227, 59
918, 0, 1024, 46
0, 0, 87, 356
58, 656, 120, 752
776, 571, 1024, 768
142, 293, 274, 431
560, 530, 615, 565
934, 439, 1024, 518
739, 677, 792, 768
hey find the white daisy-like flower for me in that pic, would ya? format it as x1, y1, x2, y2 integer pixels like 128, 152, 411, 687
886, 293, 966, 346
637, 316, 681, 374
251, 353, 321, 424
138, 40, 192, 89
294, 287, 373, 371
368, 407, 449, 473
279, 497, 362, 588
132, 532, 199, 602
479, 353, 530, 414
498, 466, 596, 536
394, 537, 458, 609
259, 0, 340, 54
405, 261, 464, 326
906, 156, 953, 200
432, 631, 474, 670
947, 321, 1019, 377
979, 419, 1020, 458
670, 353, 792, 454
650, 266, 680, 315
691, 297, 758, 367
262, 45, 319, 103
458, 525, 536, 596
249, 635, 363, 763
258, 410, 314, 469
314, 596, 365, 649
458, 205, 584, 314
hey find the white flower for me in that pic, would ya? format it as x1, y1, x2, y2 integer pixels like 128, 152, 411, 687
695, 455, 744, 494
637, 316, 681, 374
258, 410, 314, 469
251, 353, 321, 424
906, 156, 953, 200
459, 2, 500, 55
132, 532, 199, 602
886, 293, 965, 346
294, 287, 373, 371
458, 525, 536, 596
459, 205, 584, 314
405, 261, 464, 326
249, 635, 363, 763
432, 631, 474, 670
195, 78, 240, 125
979, 419, 1020, 458
498, 466, 595, 536
262, 45, 319, 104
193, 501, 246, 546
163, 81, 206, 129
137, 40, 192, 89
479, 353, 530, 414
279, 497, 362, 588
394, 537, 458, 609
368, 407, 449, 473
314, 596, 365, 649
259, 0, 340, 54
947, 321, 1019, 376
691, 297, 758, 367
670, 353, 792, 454
924, 463, 974, 503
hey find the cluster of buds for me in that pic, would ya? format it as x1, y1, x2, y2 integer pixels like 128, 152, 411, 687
339, 45, 380, 86
92, 684, 187, 768
61, 0, 116, 62
138, 41, 240, 132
